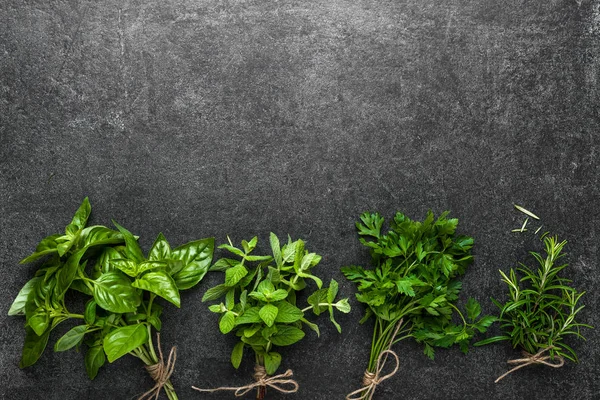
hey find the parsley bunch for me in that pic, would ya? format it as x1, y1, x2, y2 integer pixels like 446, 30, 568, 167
201, 233, 350, 397
342, 211, 494, 396
475, 235, 592, 381
9, 198, 214, 400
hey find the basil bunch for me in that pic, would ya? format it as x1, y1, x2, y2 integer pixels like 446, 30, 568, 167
202, 234, 350, 384
9, 198, 214, 400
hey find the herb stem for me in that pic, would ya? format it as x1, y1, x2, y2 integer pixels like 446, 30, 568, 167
448, 303, 467, 328
300, 303, 332, 313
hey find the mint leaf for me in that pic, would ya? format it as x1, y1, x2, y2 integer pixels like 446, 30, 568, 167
259, 304, 278, 327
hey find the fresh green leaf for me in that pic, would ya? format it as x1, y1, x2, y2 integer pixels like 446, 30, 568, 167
20, 326, 51, 368
220, 311, 236, 334
93, 272, 141, 313
28, 308, 50, 337
71, 197, 91, 229
103, 324, 149, 363
202, 284, 231, 302
270, 233, 283, 268
231, 341, 244, 369
111, 259, 139, 277
8, 277, 41, 316
327, 280, 339, 303
148, 233, 171, 261
235, 307, 262, 325
259, 304, 278, 327
54, 325, 87, 352
275, 302, 304, 323
85, 345, 106, 380
84, 300, 97, 325
20, 235, 60, 264
335, 298, 351, 314
263, 352, 282, 375
79, 226, 123, 248
267, 289, 288, 302
132, 271, 181, 307
465, 298, 482, 322
112, 221, 145, 263
172, 238, 214, 290
57, 249, 86, 297
225, 264, 248, 287
270, 326, 305, 346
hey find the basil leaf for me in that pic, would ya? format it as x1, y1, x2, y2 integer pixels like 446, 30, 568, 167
20, 234, 61, 264
28, 308, 50, 337
54, 325, 87, 352
57, 249, 86, 297
172, 238, 214, 290
132, 271, 181, 307
103, 324, 149, 363
94, 272, 141, 313
70, 197, 91, 230
85, 345, 106, 380
20, 326, 51, 368
112, 221, 144, 263
79, 226, 123, 248
96, 247, 123, 274
148, 233, 171, 261
84, 300, 97, 325
111, 259, 139, 277
8, 277, 41, 316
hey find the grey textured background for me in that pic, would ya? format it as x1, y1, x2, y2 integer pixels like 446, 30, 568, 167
1, 0, 599, 399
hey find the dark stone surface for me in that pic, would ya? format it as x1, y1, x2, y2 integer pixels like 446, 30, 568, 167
1, 0, 599, 399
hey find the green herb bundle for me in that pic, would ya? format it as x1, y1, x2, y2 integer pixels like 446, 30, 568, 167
342, 211, 494, 399
197, 233, 350, 399
9, 198, 214, 400
475, 235, 592, 382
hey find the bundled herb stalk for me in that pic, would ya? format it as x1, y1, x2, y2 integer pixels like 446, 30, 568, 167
342, 211, 494, 399
475, 235, 592, 382
194, 233, 350, 399
8, 198, 214, 400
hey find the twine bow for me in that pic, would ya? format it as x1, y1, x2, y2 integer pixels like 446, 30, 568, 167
346, 319, 403, 400
138, 334, 177, 400
495, 346, 564, 383
192, 364, 299, 397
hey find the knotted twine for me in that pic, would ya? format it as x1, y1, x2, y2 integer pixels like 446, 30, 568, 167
138, 334, 177, 400
495, 346, 564, 383
346, 319, 403, 400
192, 364, 299, 397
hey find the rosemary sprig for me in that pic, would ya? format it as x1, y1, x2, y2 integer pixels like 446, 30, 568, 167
476, 235, 593, 380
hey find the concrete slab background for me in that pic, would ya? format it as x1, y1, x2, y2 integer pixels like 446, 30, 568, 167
1, 0, 599, 399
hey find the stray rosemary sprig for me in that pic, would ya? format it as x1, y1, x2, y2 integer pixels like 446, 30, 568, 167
475, 235, 593, 382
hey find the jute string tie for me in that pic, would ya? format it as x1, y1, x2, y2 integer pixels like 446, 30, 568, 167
138, 334, 177, 400
345, 319, 403, 400
495, 346, 564, 383
192, 364, 299, 397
